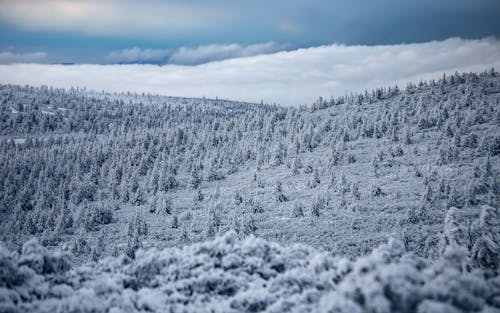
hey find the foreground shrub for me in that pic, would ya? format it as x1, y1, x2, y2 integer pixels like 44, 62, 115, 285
0, 233, 498, 313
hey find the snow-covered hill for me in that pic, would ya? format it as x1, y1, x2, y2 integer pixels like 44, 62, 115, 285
0, 69, 499, 312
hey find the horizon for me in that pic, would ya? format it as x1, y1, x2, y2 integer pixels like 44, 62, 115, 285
1, 37, 500, 106
0, 63, 497, 106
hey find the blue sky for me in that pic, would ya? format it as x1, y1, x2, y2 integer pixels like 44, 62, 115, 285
0, 0, 499, 64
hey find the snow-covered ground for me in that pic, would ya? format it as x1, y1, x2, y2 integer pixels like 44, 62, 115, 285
0, 69, 499, 312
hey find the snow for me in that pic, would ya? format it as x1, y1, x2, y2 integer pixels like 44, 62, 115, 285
1, 232, 499, 312
0, 69, 498, 312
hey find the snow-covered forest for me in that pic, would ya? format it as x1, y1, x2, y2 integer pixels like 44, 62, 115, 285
1, 69, 499, 312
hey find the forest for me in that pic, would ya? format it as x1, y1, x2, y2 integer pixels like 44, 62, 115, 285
0, 69, 499, 312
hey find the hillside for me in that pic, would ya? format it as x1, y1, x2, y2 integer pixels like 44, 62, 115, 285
0, 70, 499, 312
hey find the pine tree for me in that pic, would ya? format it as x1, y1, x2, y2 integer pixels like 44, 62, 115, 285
390, 126, 399, 142
72, 228, 91, 256
241, 213, 257, 236
422, 184, 433, 203
194, 188, 204, 203
351, 181, 360, 200
229, 208, 241, 234
178, 223, 190, 243
171, 214, 179, 229
274, 181, 287, 202
467, 183, 478, 205
292, 201, 304, 218
189, 168, 202, 190
371, 156, 379, 177
292, 156, 302, 175
205, 202, 221, 237
403, 126, 412, 145
233, 190, 243, 206
126, 228, 140, 259
156, 193, 172, 215
310, 195, 323, 218
91, 231, 105, 262
209, 184, 220, 201
471, 205, 499, 269
128, 210, 148, 237
440, 207, 464, 253
308, 168, 321, 188
55, 200, 73, 235
336, 173, 349, 194
438, 176, 447, 196
271, 142, 285, 166
447, 186, 461, 208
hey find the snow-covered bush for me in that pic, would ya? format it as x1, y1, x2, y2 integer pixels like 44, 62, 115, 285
76, 202, 114, 232
1, 233, 499, 313
19, 238, 71, 275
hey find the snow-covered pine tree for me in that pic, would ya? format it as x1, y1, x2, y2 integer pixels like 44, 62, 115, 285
189, 168, 202, 190
241, 213, 257, 237
194, 188, 204, 203
336, 172, 349, 194
274, 181, 287, 202
351, 181, 360, 200
91, 230, 105, 262
371, 156, 379, 177
292, 155, 302, 175
292, 200, 304, 218
310, 198, 322, 218
204, 201, 222, 238
171, 214, 179, 229
308, 167, 321, 188
470, 205, 499, 269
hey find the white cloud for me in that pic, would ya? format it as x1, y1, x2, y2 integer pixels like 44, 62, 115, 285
0, 38, 499, 106
169, 42, 288, 65
0, 50, 47, 64
108, 43, 288, 65
107, 47, 171, 64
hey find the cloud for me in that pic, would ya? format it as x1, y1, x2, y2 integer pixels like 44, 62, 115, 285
107, 47, 171, 64
0, 38, 499, 106
169, 42, 288, 65
0, 0, 228, 37
108, 43, 288, 65
0, 50, 47, 64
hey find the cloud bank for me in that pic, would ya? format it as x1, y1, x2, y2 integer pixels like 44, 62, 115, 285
107, 47, 171, 64
169, 42, 288, 65
0, 50, 47, 64
1, 38, 499, 106
107, 42, 288, 65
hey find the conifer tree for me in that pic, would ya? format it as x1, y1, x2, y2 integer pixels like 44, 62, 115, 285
171, 214, 179, 229
471, 205, 499, 269
292, 201, 304, 218
274, 181, 287, 202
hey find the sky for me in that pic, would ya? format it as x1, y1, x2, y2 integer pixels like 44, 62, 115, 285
0, 0, 499, 105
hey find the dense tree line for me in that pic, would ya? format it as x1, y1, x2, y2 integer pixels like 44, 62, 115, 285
0, 70, 498, 262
